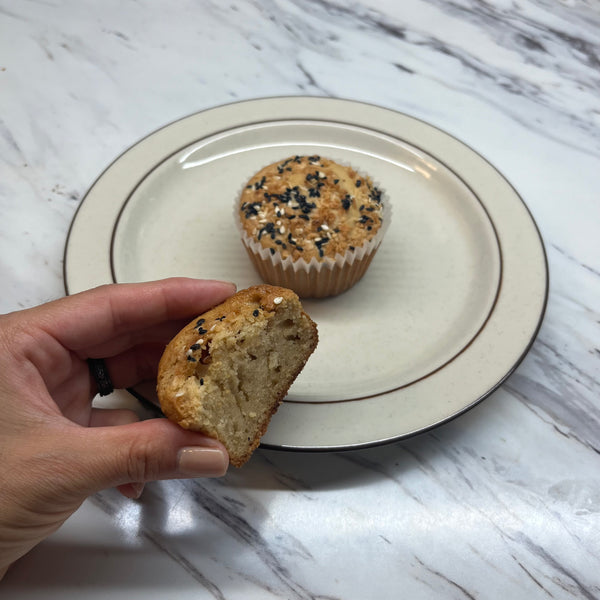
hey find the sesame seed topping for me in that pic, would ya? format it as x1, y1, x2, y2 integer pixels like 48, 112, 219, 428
242, 155, 383, 262
273, 296, 283, 304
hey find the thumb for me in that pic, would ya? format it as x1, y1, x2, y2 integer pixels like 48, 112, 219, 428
67, 419, 229, 496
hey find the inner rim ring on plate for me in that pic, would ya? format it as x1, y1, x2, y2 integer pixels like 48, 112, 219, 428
110, 118, 503, 404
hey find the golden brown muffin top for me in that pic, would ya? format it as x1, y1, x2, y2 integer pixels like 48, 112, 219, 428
238, 155, 384, 262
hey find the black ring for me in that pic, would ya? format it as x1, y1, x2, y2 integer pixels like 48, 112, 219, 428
88, 358, 114, 397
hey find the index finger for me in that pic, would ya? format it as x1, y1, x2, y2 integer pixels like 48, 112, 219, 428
31, 278, 236, 353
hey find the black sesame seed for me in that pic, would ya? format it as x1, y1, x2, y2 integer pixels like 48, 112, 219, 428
356, 179, 362, 187
216, 315, 226, 321
187, 355, 197, 362
341, 195, 352, 210
270, 248, 275, 255
244, 203, 260, 218
200, 378, 204, 385
190, 343, 201, 351
369, 187, 382, 203
253, 309, 259, 317
257, 221, 275, 240
333, 179, 339, 184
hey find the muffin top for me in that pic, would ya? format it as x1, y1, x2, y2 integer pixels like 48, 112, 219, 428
238, 155, 384, 262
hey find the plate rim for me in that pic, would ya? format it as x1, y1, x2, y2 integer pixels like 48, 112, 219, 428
63, 95, 549, 452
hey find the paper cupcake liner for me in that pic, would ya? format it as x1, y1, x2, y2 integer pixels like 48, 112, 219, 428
235, 159, 392, 298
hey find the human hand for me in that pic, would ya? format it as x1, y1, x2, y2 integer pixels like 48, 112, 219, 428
0, 278, 235, 579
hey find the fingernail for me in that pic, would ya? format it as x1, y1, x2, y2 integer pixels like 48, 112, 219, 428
213, 280, 237, 292
177, 447, 229, 478
130, 482, 145, 498
117, 481, 145, 499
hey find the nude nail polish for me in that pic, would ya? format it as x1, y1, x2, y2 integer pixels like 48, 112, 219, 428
177, 447, 229, 478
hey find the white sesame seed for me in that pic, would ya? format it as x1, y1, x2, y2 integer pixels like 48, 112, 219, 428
175, 391, 185, 398
321, 224, 329, 231
318, 171, 326, 178
273, 296, 283, 305
196, 339, 204, 345
276, 220, 282, 226
279, 226, 285, 234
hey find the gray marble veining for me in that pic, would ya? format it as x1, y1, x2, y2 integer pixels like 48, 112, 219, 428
1, 0, 599, 598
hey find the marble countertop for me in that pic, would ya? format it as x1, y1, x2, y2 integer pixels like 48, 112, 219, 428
1, 0, 599, 598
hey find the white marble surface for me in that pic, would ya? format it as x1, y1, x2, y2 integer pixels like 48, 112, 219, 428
1, 0, 599, 598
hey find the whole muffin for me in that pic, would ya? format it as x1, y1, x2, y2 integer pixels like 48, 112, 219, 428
237, 155, 389, 298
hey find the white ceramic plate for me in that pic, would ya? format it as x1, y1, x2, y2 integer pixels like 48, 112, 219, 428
64, 97, 548, 451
